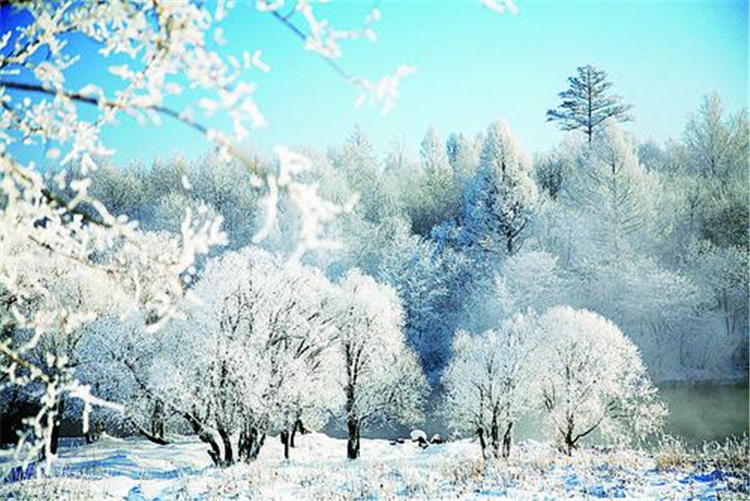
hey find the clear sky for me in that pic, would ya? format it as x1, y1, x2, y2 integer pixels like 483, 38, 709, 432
4, 0, 749, 165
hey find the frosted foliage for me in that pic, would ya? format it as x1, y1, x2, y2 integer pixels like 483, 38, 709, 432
333, 271, 427, 430
0, 231, 185, 461
410, 127, 460, 235
480, 0, 520, 16
74, 313, 163, 435
495, 250, 563, 316
461, 120, 538, 256
446, 132, 480, 188
565, 122, 653, 254
374, 221, 456, 375
536, 307, 666, 453
684, 93, 749, 179
1, 0, 419, 462
443, 312, 539, 459
420, 127, 452, 179
166, 248, 340, 442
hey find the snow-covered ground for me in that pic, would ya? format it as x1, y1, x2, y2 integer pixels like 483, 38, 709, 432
1, 433, 747, 500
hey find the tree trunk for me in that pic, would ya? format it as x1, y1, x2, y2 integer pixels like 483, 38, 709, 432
564, 416, 575, 456
84, 417, 97, 444
238, 424, 265, 462
290, 419, 306, 448
344, 373, 360, 459
281, 430, 290, 459
133, 421, 170, 446
49, 396, 65, 455
151, 399, 165, 441
502, 422, 513, 459
186, 414, 222, 466
489, 412, 500, 459
477, 428, 487, 460
217, 426, 234, 466
346, 418, 361, 459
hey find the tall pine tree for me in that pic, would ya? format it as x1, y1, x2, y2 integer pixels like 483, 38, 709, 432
547, 65, 633, 143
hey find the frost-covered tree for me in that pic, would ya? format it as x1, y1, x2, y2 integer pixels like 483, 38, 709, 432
684, 93, 749, 181
337, 215, 471, 378
443, 312, 539, 459
459, 120, 538, 257
533, 142, 578, 201
1, 0, 412, 460
87, 162, 150, 222
373, 220, 457, 376
564, 122, 654, 255
76, 313, 172, 445
153, 248, 340, 466
409, 127, 460, 235
0, 234, 160, 456
546, 65, 634, 143
688, 241, 749, 371
446, 132, 480, 188
681, 95, 749, 248
332, 270, 428, 459
331, 126, 389, 224
536, 306, 666, 454
563, 255, 699, 379
494, 250, 563, 317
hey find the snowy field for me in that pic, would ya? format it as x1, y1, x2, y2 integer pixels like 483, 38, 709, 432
1, 433, 748, 500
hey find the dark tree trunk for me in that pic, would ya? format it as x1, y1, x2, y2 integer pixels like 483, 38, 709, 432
290, 423, 297, 448
502, 422, 513, 459
477, 428, 487, 460
238, 424, 265, 462
151, 399, 165, 441
49, 396, 65, 455
186, 414, 222, 466
489, 413, 500, 459
217, 426, 234, 466
84, 417, 97, 444
280, 430, 290, 459
290, 419, 306, 448
564, 417, 575, 456
346, 418, 361, 459
134, 423, 170, 446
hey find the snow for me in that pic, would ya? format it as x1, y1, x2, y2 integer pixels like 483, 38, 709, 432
410, 430, 427, 443
2, 434, 746, 500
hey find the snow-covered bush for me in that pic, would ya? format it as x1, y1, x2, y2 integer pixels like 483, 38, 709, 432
536, 306, 667, 454
443, 311, 540, 459
331, 270, 428, 459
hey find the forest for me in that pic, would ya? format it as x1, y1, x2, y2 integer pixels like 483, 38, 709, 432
0, 1, 748, 500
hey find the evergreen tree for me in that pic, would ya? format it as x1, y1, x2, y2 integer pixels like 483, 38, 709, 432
460, 120, 538, 257
409, 127, 460, 235
564, 122, 652, 255
547, 65, 633, 143
446, 132, 480, 188
334, 126, 386, 223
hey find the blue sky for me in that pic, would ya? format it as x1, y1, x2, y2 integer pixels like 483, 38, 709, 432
4, 1, 749, 165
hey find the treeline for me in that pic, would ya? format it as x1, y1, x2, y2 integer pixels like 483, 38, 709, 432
1, 244, 665, 465
70, 91, 748, 383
